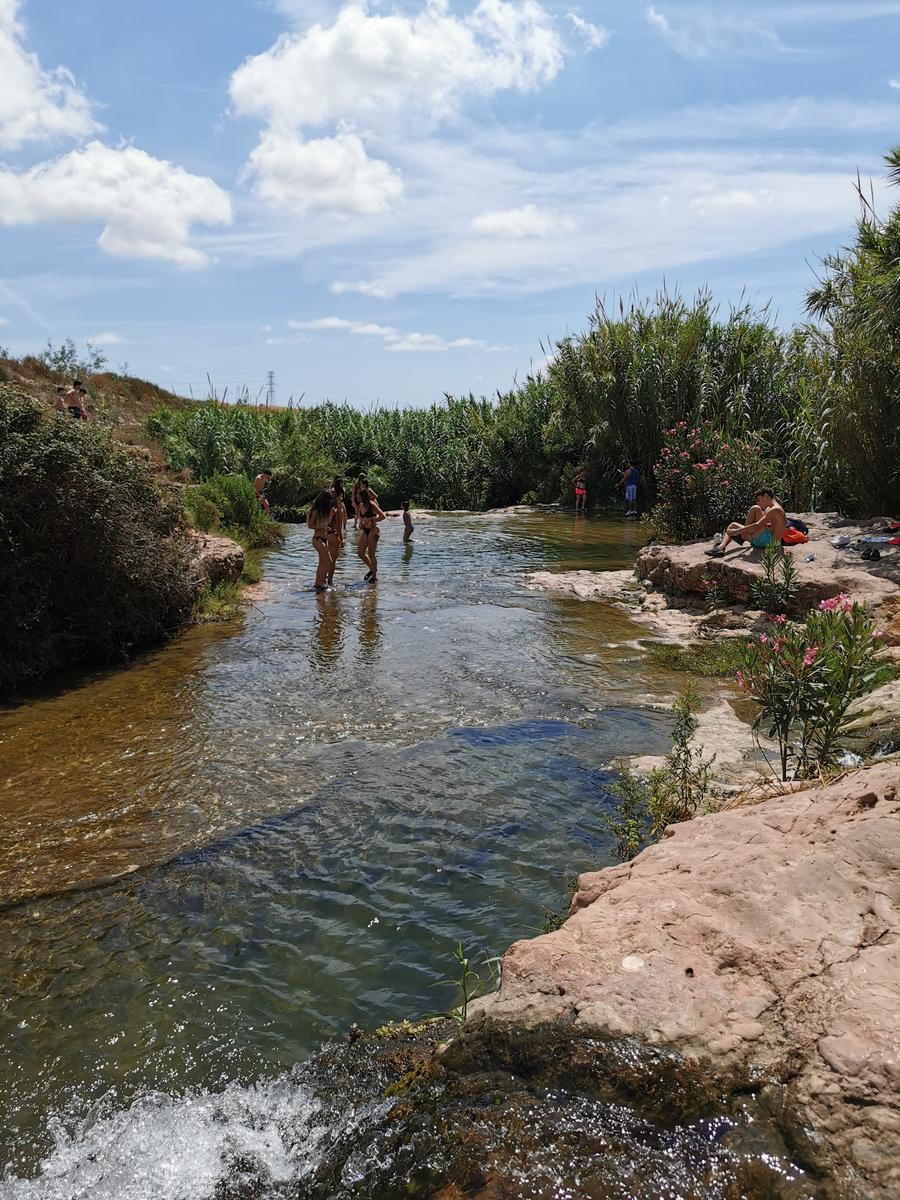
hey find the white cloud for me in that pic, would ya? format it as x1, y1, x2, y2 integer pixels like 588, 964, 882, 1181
231, 1, 563, 130
610, 96, 900, 139
471, 203, 575, 238
330, 279, 391, 299
316, 138, 869, 300
0, 141, 233, 267
87, 330, 123, 346
232, 1, 563, 217
891, 77, 900, 89
567, 12, 609, 50
244, 127, 402, 216
0, 0, 100, 150
288, 315, 503, 352
646, 5, 784, 59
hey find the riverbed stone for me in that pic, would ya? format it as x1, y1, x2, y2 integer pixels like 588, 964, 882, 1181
465, 763, 900, 1199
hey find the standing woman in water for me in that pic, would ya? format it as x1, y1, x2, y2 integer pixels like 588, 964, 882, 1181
356, 482, 386, 582
326, 478, 346, 585
307, 490, 335, 590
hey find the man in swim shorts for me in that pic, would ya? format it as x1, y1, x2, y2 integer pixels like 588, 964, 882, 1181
621, 461, 639, 516
254, 470, 273, 515
704, 488, 787, 557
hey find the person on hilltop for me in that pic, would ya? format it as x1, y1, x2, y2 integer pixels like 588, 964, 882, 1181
401, 500, 414, 543
254, 470, 273, 515
573, 468, 587, 514
704, 487, 788, 557
65, 379, 86, 420
307, 489, 336, 590
356, 482, 386, 583
621, 460, 639, 517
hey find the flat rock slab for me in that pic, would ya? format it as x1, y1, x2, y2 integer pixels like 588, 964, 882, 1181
467, 764, 900, 1198
637, 512, 900, 616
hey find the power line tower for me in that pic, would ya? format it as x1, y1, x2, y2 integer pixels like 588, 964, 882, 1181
266, 370, 276, 409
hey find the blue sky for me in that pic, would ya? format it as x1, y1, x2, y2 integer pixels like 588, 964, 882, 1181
1, 0, 898, 407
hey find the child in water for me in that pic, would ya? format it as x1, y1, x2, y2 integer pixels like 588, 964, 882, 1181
402, 500, 414, 543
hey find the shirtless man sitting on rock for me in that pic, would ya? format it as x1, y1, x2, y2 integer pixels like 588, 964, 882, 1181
705, 487, 787, 557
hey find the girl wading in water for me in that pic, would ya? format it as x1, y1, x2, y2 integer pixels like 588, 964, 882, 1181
573, 468, 587, 514
327, 478, 347, 584
356, 482, 386, 582
307, 490, 336, 590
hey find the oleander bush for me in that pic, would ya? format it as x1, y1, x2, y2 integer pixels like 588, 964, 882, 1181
0, 386, 194, 689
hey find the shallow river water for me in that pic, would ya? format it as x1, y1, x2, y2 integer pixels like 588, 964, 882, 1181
0, 513, 809, 1198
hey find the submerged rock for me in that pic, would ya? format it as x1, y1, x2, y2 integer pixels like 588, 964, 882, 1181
465, 763, 900, 1200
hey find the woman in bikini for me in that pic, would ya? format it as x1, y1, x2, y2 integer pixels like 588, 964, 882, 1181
356, 484, 386, 582
326, 478, 347, 584
307, 490, 335, 590
573, 468, 587, 514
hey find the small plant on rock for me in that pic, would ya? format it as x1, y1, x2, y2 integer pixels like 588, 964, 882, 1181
700, 571, 729, 614
606, 687, 715, 862
737, 597, 885, 781
750, 543, 797, 614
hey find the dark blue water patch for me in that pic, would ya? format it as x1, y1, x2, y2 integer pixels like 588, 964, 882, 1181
449, 718, 590, 747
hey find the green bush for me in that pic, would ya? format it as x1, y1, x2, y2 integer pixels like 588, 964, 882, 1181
652, 421, 778, 541
0, 386, 194, 688
189, 474, 283, 548
738, 598, 885, 781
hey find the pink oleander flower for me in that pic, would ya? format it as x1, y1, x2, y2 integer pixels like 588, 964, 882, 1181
819, 592, 852, 613
773, 614, 787, 624
873, 629, 885, 640
759, 633, 769, 644
722, 479, 731, 486
735, 669, 747, 691
803, 646, 820, 667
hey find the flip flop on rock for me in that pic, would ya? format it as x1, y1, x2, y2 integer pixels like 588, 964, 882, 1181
704, 547, 726, 557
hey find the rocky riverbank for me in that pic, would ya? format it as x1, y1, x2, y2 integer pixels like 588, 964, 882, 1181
459, 762, 900, 1200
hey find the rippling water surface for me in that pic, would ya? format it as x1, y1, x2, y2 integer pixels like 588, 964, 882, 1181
0, 512, 722, 1194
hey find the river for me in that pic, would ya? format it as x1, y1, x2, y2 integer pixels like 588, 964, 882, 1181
0, 513, 809, 1198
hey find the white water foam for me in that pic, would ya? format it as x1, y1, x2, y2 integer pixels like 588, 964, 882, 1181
1, 1075, 336, 1200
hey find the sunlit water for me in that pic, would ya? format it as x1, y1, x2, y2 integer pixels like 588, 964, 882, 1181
0, 512, 791, 1197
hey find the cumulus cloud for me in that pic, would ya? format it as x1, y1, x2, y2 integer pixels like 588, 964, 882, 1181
567, 12, 609, 50
231, 1, 563, 129
891, 77, 900, 89
288, 315, 503, 353
0, 0, 100, 150
471, 204, 575, 238
330, 279, 391, 299
87, 330, 123, 346
244, 127, 403, 216
232, 0, 563, 217
0, 141, 233, 267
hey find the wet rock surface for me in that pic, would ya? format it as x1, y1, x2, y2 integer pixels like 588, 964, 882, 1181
466, 764, 900, 1200
208, 1020, 814, 1200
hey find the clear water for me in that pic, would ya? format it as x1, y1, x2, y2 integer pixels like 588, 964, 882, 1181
0, 512, 769, 1197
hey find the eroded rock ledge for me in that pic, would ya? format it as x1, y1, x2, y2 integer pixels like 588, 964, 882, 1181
463, 764, 900, 1199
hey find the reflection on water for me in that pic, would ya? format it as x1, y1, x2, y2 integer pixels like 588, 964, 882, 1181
1, 511, 687, 1187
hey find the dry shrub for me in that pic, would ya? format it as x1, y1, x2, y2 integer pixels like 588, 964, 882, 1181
0, 386, 194, 689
